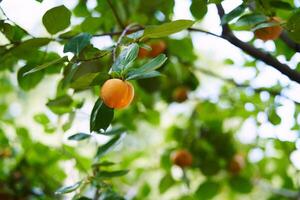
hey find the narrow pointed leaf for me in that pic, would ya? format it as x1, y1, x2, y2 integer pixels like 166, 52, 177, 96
143, 20, 194, 38
96, 133, 125, 158
55, 181, 82, 195
68, 133, 91, 141
24, 56, 68, 76
126, 71, 161, 81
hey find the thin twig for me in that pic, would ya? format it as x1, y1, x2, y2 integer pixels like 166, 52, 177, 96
112, 23, 139, 62
0, 5, 35, 38
188, 27, 222, 38
106, 0, 125, 29
195, 67, 300, 105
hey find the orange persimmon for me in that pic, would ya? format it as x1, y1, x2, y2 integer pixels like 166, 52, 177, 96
100, 79, 134, 109
138, 40, 166, 58
171, 149, 193, 168
254, 17, 283, 41
172, 86, 189, 103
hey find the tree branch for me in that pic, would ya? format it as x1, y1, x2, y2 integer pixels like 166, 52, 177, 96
194, 67, 300, 105
215, 4, 300, 84
280, 31, 300, 53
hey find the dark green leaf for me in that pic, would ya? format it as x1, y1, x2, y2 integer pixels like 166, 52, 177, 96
252, 21, 279, 31
74, 0, 90, 17
42, 5, 71, 34
270, 0, 293, 10
70, 72, 100, 90
229, 176, 252, 193
143, 20, 194, 38
287, 9, 300, 43
17, 64, 44, 91
221, 4, 246, 24
96, 170, 129, 179
11, 38, 51, 58
46, 95, 73, 114
68, 133, 91, 141
81, 17, 102, 34
64, 33, 92, 55
92, 161, 116, 168
96, 133, 125, 158
24, 56, 68, 76
55, 181, 82, 195
98, 127, 126, 136
90, 99, 114, 132
195, 181, 220, 200
235, 14, 268, 27
190, 0, 208, 20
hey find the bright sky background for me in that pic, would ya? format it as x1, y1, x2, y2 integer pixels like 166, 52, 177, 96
1, 0, 300, 177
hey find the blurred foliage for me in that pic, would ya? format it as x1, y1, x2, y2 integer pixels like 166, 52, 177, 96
0, 0, 300, 199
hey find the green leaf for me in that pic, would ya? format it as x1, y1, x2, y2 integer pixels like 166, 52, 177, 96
34, 113, 50, 125
190, 0, 208, 20
95, 133, 125, 158
98, 127, 126, 136
127, 30, 144, 39
70, 72, 100, 90
0, 22, 26, 42
92, 161, 116, 168
63, 33, 92, 55
74, 0, 90, 17
23, 56, 68, 76
42, 5, 71, 34
17, 64, 44, 91
229, 176, 252, 193
10, 38, 51, 58
62, 112, 76, 131
46, 95, 73, 114
126, 54, 167, 80
270, 0, 293, 10
159, 174, 175, 194
287, 9, 300, 43
90, 99, 114, 132
81, 17, 102, 34
143, 20, 194, 38
252, 21, 280, 31
55, 181, 82, 195
112, 43, 139, 72
126, 71, 161, 81
235, 14, 268, 28
96, 170, 129, 179
221, 4, 246, 24
136, 54, 167, 72
62, 63, 80, 88
68, 133, 91, 141
268, 107, 281, 125
195, 181, 220, 200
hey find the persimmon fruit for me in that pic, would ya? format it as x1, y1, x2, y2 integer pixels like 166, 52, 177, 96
138, 47, 149, 58
138, 40, 166, 58
149, 40, 166, 57
100, 79, 134, 109
254, 18, 283, 41
172, 86, 189, 103
228, 154, 245, 174
171, 149, 193, 168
